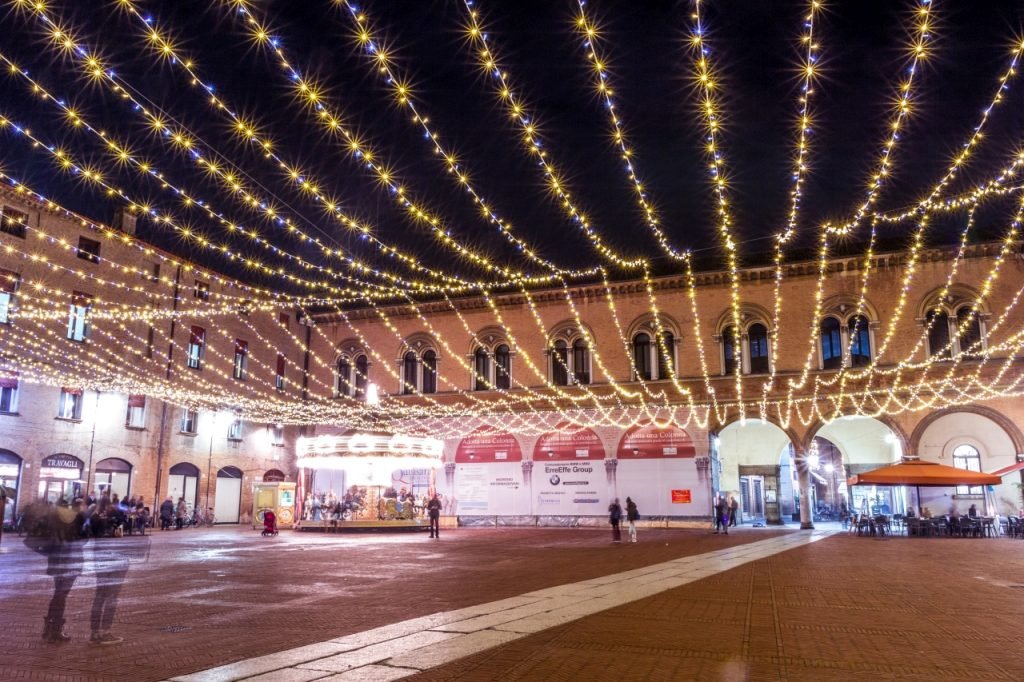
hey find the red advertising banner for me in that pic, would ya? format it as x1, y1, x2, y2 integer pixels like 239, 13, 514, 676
455, 427, 523, 463
671, 489, 692, 504
617, 422, 696, 459
533, 423, 606, 461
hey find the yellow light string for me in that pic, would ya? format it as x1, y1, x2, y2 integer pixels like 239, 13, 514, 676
0, 51, 497, 299
20, 0, 598, 292
829, 0, 935, 235
763, 0, 823, 414
688, 0, 746, 415
201, 0, 599, 284
571, 1, 683, 261
458, 0, 647, 269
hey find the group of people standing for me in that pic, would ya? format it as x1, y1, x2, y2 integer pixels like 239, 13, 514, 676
714, 495, 739, 534
608, 497, 640, 543
23, 498, 149, 646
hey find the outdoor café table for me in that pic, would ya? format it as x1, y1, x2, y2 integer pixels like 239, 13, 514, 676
981, 517, 996, 537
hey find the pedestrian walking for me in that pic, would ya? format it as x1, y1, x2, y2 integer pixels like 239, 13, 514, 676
426, 493, 442, 538
714, 495, 729, 535
89, 534, 150, 646
729, 495, 739, 527
159, 497, 174, 531
609, 498, 623, 543
24, 499, 86, 643
175, 497, 187, 530
625, 497, 639, 543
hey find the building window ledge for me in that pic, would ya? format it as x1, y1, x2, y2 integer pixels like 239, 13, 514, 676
54, 417, 83, 424
179, 431, 198, 438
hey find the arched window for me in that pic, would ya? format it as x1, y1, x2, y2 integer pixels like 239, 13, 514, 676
337, 358, 351, 397
552, 340, 569, 386
422, 351, 437, 394
633, 333, 651, 381
848, 315, 871, 367
820, 318, 843, 370
926, 309, 951, 359
495, 344, 511, 390
657, 332, 674, 380
956, 306, 982, 359
354, 355, 368, 400
952, 443, 982, 495
748, 324, 770, 374
474, 347, 490, 391
402, 351, 418, 394
723, 326, 738, 375
572, 339, 590, 384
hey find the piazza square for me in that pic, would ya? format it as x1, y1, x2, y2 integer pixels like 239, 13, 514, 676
1, 1, 1024, 680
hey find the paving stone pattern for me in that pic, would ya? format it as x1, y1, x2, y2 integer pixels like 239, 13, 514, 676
413, 533, 1024, 681
0, 525, 780, 681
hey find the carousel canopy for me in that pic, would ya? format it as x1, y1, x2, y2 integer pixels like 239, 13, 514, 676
848, 460, 1001, 487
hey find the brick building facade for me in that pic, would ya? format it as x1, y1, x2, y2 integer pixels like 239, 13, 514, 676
3, 182, 1024, 529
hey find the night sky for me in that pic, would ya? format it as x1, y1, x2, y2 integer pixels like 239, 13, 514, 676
2, 1, 1023, 289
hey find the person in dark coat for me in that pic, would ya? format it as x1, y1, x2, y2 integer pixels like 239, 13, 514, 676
714, 495, 729, 535
427, 494, 442, 538
159, 497, 174, 531
625, 497, 639, 543
24, 499, 86, 643
609, 498, 623, 543
729, 496, 739, 527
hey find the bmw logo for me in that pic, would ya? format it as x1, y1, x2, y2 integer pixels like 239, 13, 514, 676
549, 475, 560, 486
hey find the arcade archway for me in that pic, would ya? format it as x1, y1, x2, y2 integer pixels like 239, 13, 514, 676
716, 419, 797, 525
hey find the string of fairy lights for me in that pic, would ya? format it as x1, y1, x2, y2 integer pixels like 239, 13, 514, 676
2, 0, 1024, 439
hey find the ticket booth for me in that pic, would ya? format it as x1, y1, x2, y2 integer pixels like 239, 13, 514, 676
252, 481, 296, 529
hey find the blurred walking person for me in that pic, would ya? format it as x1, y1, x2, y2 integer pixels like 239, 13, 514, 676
609, 498, 623, 543
625, 497, 639, 543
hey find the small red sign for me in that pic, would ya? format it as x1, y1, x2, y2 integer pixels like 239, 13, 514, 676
671, 489, 692, 504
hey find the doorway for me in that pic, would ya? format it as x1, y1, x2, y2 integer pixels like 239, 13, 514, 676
214, 466, 243, 523
94, 457, 132, 500
168, 462, 200, 513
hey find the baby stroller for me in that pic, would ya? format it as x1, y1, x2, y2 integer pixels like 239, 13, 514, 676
261, 510, 278, 537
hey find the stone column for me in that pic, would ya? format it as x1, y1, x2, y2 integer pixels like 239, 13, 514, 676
605, 458, 619, 501
521, 460, 534, 517
797, 456, 814, 530
444, 462, 457, 515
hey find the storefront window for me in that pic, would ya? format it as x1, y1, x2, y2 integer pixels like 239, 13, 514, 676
0, 449, 22, 526
94, 457, 132, 500
37, 453, 84, 504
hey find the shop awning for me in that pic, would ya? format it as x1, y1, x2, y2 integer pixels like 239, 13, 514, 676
848, 459, 1001, 487
988, 460, 1024, 478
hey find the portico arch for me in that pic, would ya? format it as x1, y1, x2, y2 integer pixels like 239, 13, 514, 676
909, 405, 1024, 456
910, 406, 1022, 515
716, 417, 799, 525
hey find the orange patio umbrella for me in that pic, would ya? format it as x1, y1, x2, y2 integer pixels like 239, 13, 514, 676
848, 459, 1001, 487
848, 459, 1001, 517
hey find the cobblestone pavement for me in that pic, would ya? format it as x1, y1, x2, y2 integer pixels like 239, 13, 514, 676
412, 533, 1024, 682
0, 525, 781, 681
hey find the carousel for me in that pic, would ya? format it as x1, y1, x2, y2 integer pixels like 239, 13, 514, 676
294, 431, 443, 532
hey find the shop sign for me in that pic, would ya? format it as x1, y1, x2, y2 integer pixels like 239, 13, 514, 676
41, 454, 83, 470
671, 489, 692, 504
